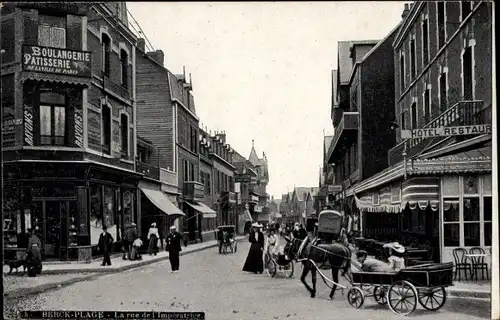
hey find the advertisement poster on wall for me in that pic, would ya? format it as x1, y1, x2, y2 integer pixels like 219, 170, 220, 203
24, 104, 34, 146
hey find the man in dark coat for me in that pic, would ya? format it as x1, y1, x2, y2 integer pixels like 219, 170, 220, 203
165, 225, 182, 272
26, 228, 43, 276
123, 223, 138, 260
98, 225, 114, 266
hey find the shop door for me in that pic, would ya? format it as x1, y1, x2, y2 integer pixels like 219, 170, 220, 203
44, 201, 71, 259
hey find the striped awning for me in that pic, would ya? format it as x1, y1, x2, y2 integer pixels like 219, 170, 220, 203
353, 192, 401, 213
401, 177, 439, 211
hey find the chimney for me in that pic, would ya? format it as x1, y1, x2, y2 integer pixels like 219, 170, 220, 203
146, 50, 164, 67
401, 3, 410, 19
137, 38, 145, 52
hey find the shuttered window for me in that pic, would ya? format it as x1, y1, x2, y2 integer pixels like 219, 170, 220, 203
38, 15, 66, 48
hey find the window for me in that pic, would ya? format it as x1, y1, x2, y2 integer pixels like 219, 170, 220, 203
400, 52, 405, 92
410, 102, 417, 129
461, 1, 472, 21
101, 104, 111, 154
38, 14, 66, 48
189, 163, 195, 181
484, 196, 492, 246
439, 70, 448, 112
422, 18, 429, 65
424, 86, 431, 123
39, 89, 66, 146
462, 45, 474, 100
437, 2, 446, 49
410, 37, 416, 79
120, 113, 129, 157
443, 199, 460, 246
401, 111, 406, 130
101, 33, 111, 77
207, 174, 211, 194
463, 197, 480, 246
120, 49, 128, 87
183, 160, 189, 181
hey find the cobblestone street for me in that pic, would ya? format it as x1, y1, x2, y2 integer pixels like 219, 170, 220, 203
4, 241, 490, 320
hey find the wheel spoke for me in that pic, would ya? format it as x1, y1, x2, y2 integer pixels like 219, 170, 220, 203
431, 295, 441, 306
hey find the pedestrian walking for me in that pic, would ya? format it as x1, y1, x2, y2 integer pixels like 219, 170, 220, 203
165, 225, 182, 272
123, 223, 138, 260
98, 225, 114, 266
131, 237, 143, 261
147, 222, 160, 256
26, 228, 43, 277
242, 222, 265, 274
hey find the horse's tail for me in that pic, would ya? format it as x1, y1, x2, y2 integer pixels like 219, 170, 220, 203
342, 245, 352, 276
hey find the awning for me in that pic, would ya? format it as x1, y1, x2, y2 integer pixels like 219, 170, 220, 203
139, 181, 184, 216
184, 201, 216, 218
22, 72, 91, 86
401, 177, 439, 211
354, 192, 400, 213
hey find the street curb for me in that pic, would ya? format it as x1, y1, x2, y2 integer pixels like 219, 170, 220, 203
3, 237, 245, 299
39, 236, 245, 275
349, 257, 490, 299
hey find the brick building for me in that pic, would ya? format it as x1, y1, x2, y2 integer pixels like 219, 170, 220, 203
1, 2, 142, 261
342, 2, 492, 264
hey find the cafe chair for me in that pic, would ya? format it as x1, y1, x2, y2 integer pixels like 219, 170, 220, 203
469, 247, 489, 281
452, 248, 472, 281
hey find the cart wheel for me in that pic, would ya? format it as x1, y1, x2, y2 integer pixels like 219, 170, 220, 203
374, 286, 387, 305
418, 287, 447, 311
266, 260, 277, 278
347, 287, 364, 309
388, 280, 418, 316
283, 261, 294, 278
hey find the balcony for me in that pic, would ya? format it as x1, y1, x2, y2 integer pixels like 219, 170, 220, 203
326, 111, 359, 163
136, 161, 160, 180
388, 100, 489, 165
183, 181, 204, 202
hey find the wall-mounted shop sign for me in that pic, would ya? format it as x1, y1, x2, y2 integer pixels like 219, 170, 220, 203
16, 2, 92, 15
75, 108, 84, 148
24, 105, 34, 146
23, 45, 92, 77
401, 124, 492, 139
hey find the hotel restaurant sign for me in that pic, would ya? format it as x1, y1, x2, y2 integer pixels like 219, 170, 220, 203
401, 124, 492, 140
23, 45, 92, 78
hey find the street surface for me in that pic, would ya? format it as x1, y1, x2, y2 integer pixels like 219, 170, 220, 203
4, 241, 490, 320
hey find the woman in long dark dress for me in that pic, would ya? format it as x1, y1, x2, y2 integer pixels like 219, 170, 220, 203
242, 223, 265, 274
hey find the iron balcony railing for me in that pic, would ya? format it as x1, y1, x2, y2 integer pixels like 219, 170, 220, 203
388, 100, 487, 165
326, 111, 359, 162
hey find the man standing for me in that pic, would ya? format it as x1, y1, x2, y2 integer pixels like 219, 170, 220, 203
98, 225, 114, 266
123, 223, 138, 260
166, 225, 182, 272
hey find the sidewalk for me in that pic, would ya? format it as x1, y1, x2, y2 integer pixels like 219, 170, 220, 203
349, 246, 491, 299
3, 236, 245, 299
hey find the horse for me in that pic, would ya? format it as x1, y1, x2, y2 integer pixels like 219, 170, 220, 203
284, 236, 352, 299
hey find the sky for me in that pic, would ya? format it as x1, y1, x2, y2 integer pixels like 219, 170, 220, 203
126, 1, 406, 199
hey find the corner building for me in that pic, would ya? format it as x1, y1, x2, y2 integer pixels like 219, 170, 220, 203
2, 2, 141, 261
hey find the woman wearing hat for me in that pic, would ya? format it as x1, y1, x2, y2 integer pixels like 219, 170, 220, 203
147, 222, 160, 256
384, 242, 406, 271
242, 222, 265, 274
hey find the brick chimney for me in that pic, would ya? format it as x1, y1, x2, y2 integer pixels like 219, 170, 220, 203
401, 3, 410, 19
137, 38, 145, 52
146, 50, 164, 67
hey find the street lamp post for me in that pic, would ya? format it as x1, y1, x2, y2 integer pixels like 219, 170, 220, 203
390, 121, 408, 180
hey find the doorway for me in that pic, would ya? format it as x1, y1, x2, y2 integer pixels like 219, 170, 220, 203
31, 200, 77, 260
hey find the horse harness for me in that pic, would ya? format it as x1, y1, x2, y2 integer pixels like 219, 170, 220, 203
297, 237, 350, 270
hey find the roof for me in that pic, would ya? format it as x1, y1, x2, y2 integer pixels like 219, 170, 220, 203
294, 187, 314, 202
248, 146, 261, 166
168, 72, 196, 114
427, 145, 492, 162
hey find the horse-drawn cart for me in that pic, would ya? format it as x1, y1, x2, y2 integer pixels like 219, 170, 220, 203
347, 262, 454, 316
217, 225, 237, 254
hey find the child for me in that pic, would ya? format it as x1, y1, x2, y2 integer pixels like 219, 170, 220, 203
383, 242, 406, 271
131, 237, 143, 261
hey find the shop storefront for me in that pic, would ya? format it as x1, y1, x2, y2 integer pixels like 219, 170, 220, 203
183, 200, 216, 243
139, 180, 184, 247
3, 161, 141, 261
440, 174, 492, 265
